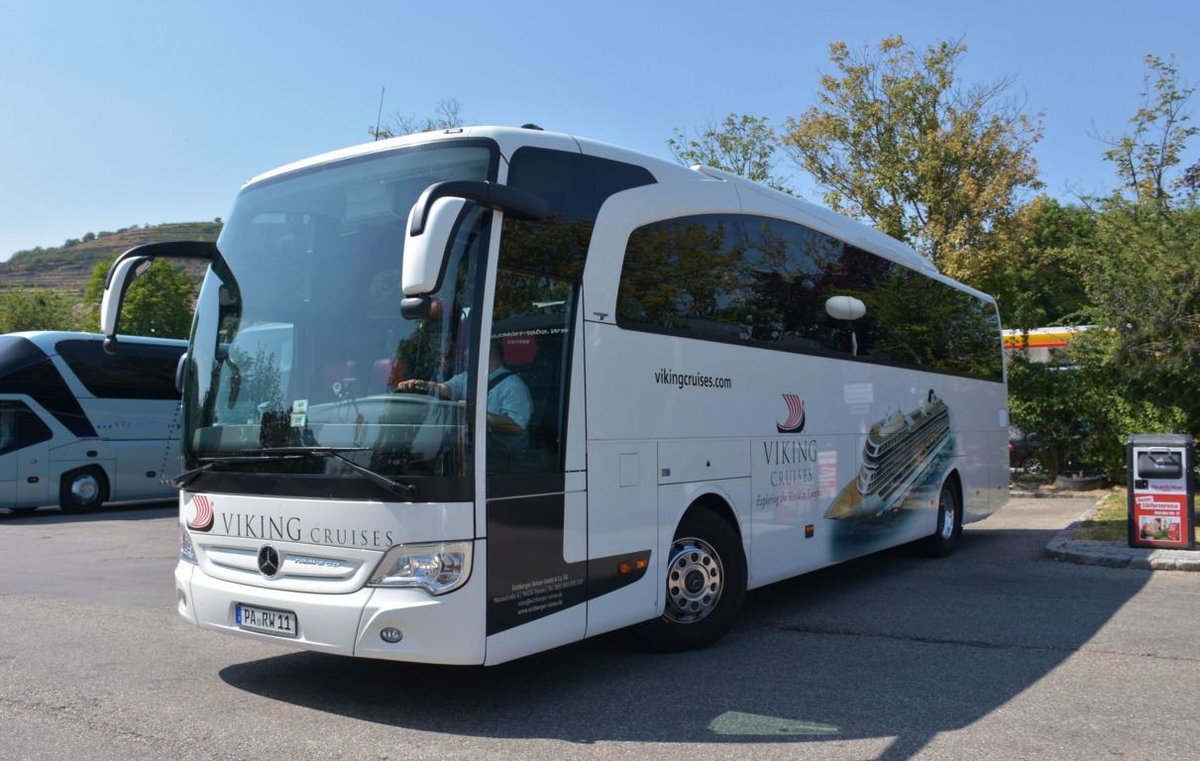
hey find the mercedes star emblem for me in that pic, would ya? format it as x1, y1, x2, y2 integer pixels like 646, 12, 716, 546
257, 545, 281, 577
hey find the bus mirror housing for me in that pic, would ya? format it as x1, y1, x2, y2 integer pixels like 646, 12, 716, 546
403, 197, 467, 297
825, 295, 867, 322
100, 255, 152, 345
100, 241, 217, 353
175, 352, 189, 394
401, 181, 549, 309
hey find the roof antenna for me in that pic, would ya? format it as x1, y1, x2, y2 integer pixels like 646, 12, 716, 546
373, 87, 386, 141
521, 123, 544, 131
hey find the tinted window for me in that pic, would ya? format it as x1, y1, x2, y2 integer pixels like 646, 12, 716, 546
0, 343, 94, 437
0, 400, 53, 455
57, 340, 185, 400
504, 147, 655, 282
617, 214, 1003, 382
487, 149, 656, 479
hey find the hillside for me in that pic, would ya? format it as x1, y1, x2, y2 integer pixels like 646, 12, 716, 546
0, 221, 221, 293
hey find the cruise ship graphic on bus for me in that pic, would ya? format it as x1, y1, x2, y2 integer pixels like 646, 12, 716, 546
827, 390, 952, 522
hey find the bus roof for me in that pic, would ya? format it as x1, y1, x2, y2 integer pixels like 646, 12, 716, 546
242, 125, 958, 291
4, 331, 187, 355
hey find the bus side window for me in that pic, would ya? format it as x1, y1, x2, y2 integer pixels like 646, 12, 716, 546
0, 401, 52, 456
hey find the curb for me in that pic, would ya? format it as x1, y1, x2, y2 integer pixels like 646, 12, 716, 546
1043, 497, 1200, 571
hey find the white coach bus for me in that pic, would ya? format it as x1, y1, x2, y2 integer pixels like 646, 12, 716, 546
101, 126, 1008, 664
0, 331, 186, 512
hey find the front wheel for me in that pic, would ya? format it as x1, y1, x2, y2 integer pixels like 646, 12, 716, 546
635, 508, 746, 652
921, 479, 961, 557
59, 467, 109, 513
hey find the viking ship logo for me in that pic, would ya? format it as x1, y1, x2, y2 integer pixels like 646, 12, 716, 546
187, 494, 214, 532
777, 394, 807, 433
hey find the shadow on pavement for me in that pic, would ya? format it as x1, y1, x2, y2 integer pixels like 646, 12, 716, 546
0, 500, 175, 524
219, 526, 1148, 757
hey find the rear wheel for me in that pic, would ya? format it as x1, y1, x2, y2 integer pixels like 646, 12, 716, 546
636, 508, 746, 652
59, 466, 108, 513
921, 479, 961, 557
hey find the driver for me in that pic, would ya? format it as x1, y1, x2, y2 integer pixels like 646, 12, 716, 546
395, 340, 532, 450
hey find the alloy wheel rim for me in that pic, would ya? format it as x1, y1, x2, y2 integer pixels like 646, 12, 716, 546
939, 491, 955, 540
664, 536, 724, 624
71, 474, 99, 503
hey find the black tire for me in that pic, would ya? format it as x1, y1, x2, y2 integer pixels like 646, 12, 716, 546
59, 466, 109, 513
635, 508, 747, 652
921, 478, 961, 557
1021, 456, 1044, 475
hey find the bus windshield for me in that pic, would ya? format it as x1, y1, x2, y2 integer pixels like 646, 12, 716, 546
184, 141, 497, 494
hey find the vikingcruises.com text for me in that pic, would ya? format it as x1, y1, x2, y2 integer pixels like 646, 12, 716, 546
653, 368, 733, 390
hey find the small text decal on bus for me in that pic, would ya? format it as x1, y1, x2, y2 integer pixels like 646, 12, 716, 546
777, 394, 807, 433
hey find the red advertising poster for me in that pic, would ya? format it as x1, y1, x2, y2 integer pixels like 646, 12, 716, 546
1132, 493, 1190, 548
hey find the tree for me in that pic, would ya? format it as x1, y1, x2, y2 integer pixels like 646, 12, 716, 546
1029, 54, 1200, 475
973, 196, 1094, 331
370, 97, 465, 140
80, 257, 198, 338
1097, 55, 1198, 207
0, 288, 77, 333
780, 36, 1043, 280
1081, 55, 1199, 378
667, 113, 792, 193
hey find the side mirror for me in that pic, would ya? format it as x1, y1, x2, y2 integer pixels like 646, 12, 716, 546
401, 181, 548, 311
403, 197, 467, 296
825, 295, 867, 322
101, 241, 217, 351
175, 352, 189, 394
100, 255, 152, 345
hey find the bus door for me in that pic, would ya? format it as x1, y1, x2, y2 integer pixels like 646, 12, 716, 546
0, 400, 53, 509
482, 143, 665, 661
482, 270, 588, 664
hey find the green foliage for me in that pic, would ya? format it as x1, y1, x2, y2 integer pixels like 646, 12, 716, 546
1008, 345, 1189, 478
667, 114, 791, 193
1005, 54, 1200, 479
0, 289, 79, 333
780, 36, 1043, 279
1064, 54, 1200, 468
976, 197, 1094, 330
80, 256, 197, 338
1101, 55, 1198, 206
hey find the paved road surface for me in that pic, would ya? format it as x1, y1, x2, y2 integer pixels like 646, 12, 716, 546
1, 496, 1198, 760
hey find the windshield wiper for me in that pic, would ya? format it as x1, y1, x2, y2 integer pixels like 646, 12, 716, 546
171, 461, 214, 489
256, 446, 418, 499
173, 446, 417, 499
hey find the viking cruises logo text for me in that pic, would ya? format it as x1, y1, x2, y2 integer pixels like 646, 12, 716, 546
187, 494, 214, 532
777, 394, 806, 433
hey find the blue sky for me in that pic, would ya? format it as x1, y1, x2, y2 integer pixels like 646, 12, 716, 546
1, 0, 1197, 261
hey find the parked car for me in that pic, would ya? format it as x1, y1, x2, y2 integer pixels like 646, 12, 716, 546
1009, 429, 1046, 474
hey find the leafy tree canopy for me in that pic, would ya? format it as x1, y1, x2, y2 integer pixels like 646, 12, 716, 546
667, 113, 791, 193
80, 257, 197, 338
780, 36, 1043, 280
0, 289, 77, 333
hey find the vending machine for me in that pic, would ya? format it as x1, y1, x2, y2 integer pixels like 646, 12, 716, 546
1127, 434, 1195, 550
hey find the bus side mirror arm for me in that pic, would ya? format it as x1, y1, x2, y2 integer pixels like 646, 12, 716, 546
100, 241, 217, 353
401, 181, 548, 313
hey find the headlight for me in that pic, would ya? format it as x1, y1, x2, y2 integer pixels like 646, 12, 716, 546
179, 523, 197, 565
368, 541, 472, 595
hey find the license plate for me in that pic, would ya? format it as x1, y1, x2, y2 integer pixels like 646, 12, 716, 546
236, 603, 298, 638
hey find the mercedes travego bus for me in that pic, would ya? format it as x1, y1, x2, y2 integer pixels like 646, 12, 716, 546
100, 126, 1009, 665
0, 331, 186, 512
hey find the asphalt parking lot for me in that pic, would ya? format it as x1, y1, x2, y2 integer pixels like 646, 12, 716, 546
2, 495, 1199, 761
